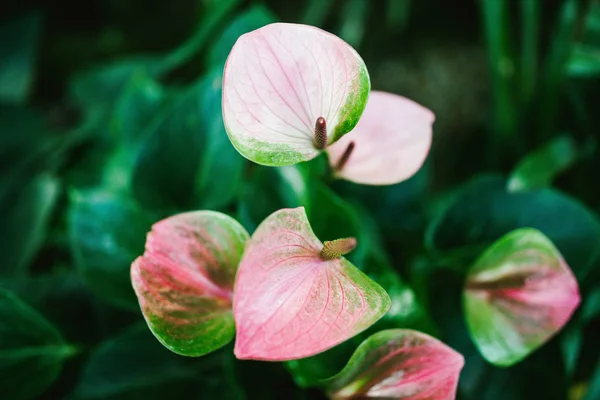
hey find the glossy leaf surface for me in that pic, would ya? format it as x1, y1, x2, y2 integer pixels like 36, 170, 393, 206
132, 211, 249, 357
233, 207, 390, 361
0, 289, 76, 400
327, 91, 434, 185
222, 22, 370, 166
464, 228, 581, 366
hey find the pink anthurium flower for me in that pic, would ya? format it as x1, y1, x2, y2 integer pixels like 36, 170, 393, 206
233, 207, 391, 361
463, 227, 581, 366
326, 329, 464, 400
222, 22, 370, 166
131, 211, 249, 357
326, 91, 435, 185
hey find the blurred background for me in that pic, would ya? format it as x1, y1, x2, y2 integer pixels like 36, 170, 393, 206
1, 0, 600, 399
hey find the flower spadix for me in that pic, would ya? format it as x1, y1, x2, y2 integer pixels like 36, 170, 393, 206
233, 207, 390, 361
463, 228, 581, 366
327, 91, 435, 185
222, 22, 370, 166
326, 329, 464, 400
131, 211, 249, 357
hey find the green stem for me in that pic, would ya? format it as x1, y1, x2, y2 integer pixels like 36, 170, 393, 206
539, 0, 580, 140
160, 0, 242, 73
480, 0, 516, 142
520, 0, 539, 107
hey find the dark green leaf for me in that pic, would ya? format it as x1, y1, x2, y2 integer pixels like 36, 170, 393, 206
507, 135, 578, 192
0, 174, 60, 276
568, 44, 600, 77
194, 68, 245, 210
426, 175, 600, 279
69, 57, 165, 120
70, 324, 243, 400
207, 4, 277, 68
0, 104, 63, 204
0, 289, 76, 400
67, 188, 156, 309
132, 80, 206, 211
0, 12, 41, 103
584, 355, 600, 400
110, 72, 167, 146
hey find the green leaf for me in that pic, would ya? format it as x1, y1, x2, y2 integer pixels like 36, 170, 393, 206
0, 289, 76, 400
67, 188, 157, 309
69, 0, 240, 127
0, 272, 101, 344
567, 44, 600, 77
132, 211, 248, 357
426, 175, 600, 279
194, 68, 246, 210
69, 57, 166, 123
0, 174, 60, 276
0, 103, 64, 204
507, 135, 578, 192
70, 323, 243, 400
132, 80, 206, 211
0, 12, 41, 103
480, 0, 517, 141
584, 355, 600, 400
464, 228, 580, 366
109, 72, 167, 146
207, 4, 277, 68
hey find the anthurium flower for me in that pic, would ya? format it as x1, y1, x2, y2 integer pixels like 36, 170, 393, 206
326, 91, 435, 185
131, 211, 249, 357
463, 227, 581, 366
233, 207, 391, 361
222, 22, 370, 166
325, 329, 464, 400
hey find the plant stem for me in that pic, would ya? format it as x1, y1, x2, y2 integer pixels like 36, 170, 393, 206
480, 0, 516, 143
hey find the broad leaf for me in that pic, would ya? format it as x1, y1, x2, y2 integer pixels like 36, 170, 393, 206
131, 80, 204, 211
194, 68, 246, 210
70, 323, 243, 400
132, 211, 249, 357
426, 175, 600, 279
0, 174, 60, 276
507, 135, 578, 192
109, 72, 167, 146
325, 329, 464, 399
222, 22, 370, 166
207, 4, 278, 67
0, 289, 76, 400
327, 91, 434, 185
463, 228, 581, 366
68, 188, 156, 309
233, 207, 390, 361
0, 12, 41, 103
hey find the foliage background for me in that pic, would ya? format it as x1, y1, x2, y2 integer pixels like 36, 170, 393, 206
1, 0, 600, 399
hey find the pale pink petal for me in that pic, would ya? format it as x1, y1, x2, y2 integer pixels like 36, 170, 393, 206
131, 211, 249, 356
327, 91, 434, 185
464, 228, 581, 366
327, 329, 464, 400
233, 207, 390, 361
222, 23, 370, 166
